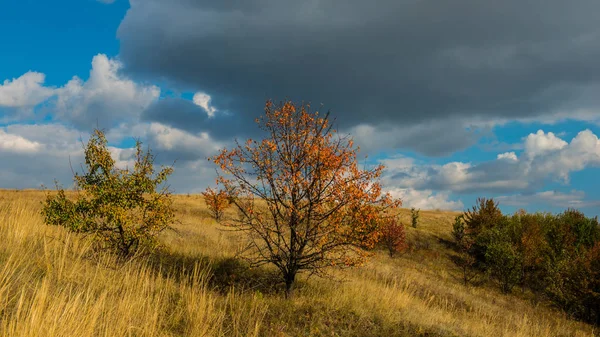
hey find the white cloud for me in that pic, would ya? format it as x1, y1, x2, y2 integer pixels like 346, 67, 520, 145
524, 130, 567, 158
0, 72, 54, 108
3, 123, 83, 151
382, 129, 600, 199
192, 92, 217, 117
0, 130, 41, 153
107, 146, 137, 170
146, 122, 223, 157
497, 190, 600, 209
0, 124, 86, 189
387, 188, 464, 211
497, 152, 517, 161
0, 122, 224, 192
55, 54, 160, 129
528, 129, 600, 183
0, 54, 160, 129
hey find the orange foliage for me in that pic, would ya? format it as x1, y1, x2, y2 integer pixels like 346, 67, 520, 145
201, 186, 230, 221
211, 100, 401, 296
381, 219, 407, 257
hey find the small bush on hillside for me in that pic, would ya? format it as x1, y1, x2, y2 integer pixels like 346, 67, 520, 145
452, 215, 465, 243
381, 219, 407, 257
201, 186, 230, 221
411, 207, 420, 228
42, 129, 175, 259
452, 215, 476, 285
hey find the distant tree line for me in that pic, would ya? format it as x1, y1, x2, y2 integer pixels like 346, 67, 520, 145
453, 198, 600, 325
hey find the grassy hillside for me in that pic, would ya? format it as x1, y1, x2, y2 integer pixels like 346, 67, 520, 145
0, 189, 595, 336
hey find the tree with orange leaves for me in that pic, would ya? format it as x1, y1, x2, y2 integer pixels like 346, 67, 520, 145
211, 100, 401, 297
201, 186, 230, 221
381, 218, 407, 257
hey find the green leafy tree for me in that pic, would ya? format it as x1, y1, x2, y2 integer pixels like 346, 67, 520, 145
463, 197, 504, 265
515, 212, 550, 294
485, 227, 523, 294
42, 129, 175, 258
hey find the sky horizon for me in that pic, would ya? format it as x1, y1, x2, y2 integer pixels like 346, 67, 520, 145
1, 0, 600, 216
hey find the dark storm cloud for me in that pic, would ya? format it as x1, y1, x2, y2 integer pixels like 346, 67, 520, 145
118, 0, 600, 154
141, 97, 252, 140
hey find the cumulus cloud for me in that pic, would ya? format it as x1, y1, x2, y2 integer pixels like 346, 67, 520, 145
0, 130, 41, 153
524, 130, 568, 158
0, 124, 86, 189
192, 92, 217, 117
383, 129, 600, 195
497, 152, 518, 161
55, 54, 160, 129
387, 188, 464, 211
145, 122, 224, 162
0, 72, 54, 109
497, 190, 600, 208
0, 54, 160, 130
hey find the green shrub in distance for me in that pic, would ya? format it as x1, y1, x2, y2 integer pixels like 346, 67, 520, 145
411, 207, 420, 228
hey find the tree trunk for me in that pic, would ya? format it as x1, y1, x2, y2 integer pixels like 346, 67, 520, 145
284, 271, 296, 299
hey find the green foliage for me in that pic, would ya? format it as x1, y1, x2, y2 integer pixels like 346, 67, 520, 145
452, 215, 477, 285
410, 207, 419, 228
484, 224, 523, 293
42, 129, 175, 258
457, 197, 600, 324
463, 198, 503, 265
463, 198, 503, 237
558, 209, 599, 250
452, 215, 465, 243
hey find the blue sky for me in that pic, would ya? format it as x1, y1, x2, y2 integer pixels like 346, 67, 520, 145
1, 0, 600, 216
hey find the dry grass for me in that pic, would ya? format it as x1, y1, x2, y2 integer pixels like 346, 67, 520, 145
0, 189, 595, 336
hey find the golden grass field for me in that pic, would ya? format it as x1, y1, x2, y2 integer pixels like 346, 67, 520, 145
0, 189, 596, 336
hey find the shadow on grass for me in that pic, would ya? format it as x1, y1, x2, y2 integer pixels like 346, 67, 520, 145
146, 248, 283, 295
447, 253, 487, 287
437, 237, 456, 250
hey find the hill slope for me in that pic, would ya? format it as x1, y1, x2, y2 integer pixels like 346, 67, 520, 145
0, 190, 594, 336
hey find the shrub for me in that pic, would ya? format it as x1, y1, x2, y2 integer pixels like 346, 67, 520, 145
201, 186, 230, 221
42, 129, 175, 259
381, 219, 407, 257
452, 215, 465, 243
411, 207, 420, 228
